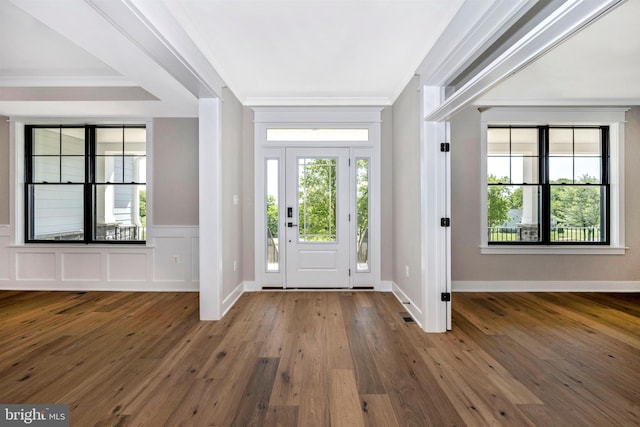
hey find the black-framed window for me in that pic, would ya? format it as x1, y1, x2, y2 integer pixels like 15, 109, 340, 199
25, 125, 146, 243
487, 126, 608, 245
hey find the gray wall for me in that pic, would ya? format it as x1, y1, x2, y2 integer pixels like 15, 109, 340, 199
152, 118, 199, 225
0, 116, 9, 224
391, 75, 422, 304
241, 106, 255, 281
451, 105, 640, 282
380, 106, 394, 281
221, 88, 244, 296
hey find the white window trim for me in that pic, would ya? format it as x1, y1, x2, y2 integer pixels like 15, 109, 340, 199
10, 118, 153, 247
479, 107, 628, 255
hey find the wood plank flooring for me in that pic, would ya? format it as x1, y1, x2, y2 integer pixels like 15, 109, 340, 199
0, 290, 639, 426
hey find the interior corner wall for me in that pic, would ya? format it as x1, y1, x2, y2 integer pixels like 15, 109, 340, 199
450, 105, 640, 285
0, 116, 9, 225
221, 88, 244, 304
391, 75, 423, 306
380, 106, 394, 281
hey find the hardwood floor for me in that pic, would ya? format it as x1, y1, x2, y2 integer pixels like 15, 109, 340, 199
0, 290, 638, 426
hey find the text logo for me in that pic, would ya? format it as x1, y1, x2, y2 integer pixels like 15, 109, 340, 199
0, 405, 69, 427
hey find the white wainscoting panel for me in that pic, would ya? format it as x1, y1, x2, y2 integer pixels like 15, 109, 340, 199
1, 225, 199, 291
16, 252, 57, 281
152, 226, 199, 285
62, 252, 102, 281
153, 236, 188, 282
108, 253, 147, 281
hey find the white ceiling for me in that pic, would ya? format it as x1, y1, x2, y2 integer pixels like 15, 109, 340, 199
0, 1, 118, 80
165, 0, 464, 104
1, 0, 639, 118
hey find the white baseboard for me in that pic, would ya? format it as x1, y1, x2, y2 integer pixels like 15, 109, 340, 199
222, 282, 245, 316
243, 281, 260, 292
377, 280, 393, 292
391, 282, 423, 328
452, 280, 640, 292
0, 281, 198, 292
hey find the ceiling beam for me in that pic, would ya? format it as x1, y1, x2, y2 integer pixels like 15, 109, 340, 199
85, 0, 225, 99
424, 0, 626, 122
417, 0, 537, 86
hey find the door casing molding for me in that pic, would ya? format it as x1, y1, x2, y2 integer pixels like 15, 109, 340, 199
253, 107, 382, 290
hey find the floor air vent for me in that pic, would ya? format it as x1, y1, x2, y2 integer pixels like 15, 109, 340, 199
399, 312, 415, 323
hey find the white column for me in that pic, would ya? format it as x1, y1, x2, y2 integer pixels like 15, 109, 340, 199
199, 98, 222, 320
421, 86, 450, 332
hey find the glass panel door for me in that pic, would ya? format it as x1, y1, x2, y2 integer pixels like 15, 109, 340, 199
285, 148, 350, 288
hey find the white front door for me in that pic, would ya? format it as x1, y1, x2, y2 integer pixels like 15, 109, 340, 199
284, 147, 350, 288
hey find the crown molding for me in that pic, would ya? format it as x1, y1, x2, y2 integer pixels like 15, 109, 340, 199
477, 98, 640, 107
243, 97, 392, 107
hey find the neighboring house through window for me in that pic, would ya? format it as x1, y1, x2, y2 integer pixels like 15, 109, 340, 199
25, 125, 146, 243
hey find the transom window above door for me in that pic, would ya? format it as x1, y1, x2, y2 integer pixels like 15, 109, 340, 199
266, 128, 369, 142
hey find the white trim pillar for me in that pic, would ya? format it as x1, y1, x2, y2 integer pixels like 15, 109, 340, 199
421, 85, 451, 332
199, 98, 222, 320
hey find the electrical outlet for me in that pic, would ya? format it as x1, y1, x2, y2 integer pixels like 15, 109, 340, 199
172, 255, 180, 264
405, 265, 410, 278
233, 261, 237, 271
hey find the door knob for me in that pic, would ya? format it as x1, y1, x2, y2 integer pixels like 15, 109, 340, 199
287, 222, 298, 228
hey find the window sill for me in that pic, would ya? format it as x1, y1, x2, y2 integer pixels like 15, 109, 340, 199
480, 245, 627, 255
10, 243, 154, 250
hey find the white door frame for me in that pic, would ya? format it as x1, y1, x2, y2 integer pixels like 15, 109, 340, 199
253, 107, 382, 290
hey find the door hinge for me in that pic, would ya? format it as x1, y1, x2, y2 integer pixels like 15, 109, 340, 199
440, 217, 451, 227
349, 268, 351, 277
441, 292, 451, 302
348, 213, 351, 222
348, 158, 351, 166
440, 142, 450, 152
